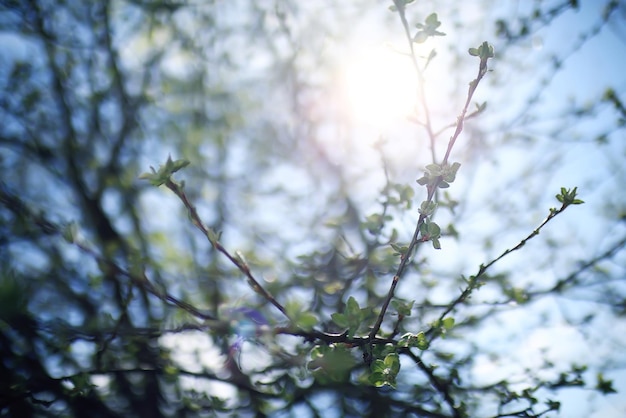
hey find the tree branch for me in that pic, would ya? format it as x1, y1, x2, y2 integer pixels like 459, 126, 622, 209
165, 179, 290, 320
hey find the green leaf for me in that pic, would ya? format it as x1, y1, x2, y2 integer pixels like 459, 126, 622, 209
383, 353, 401, 374
346, 296, 360, 316
331, 297, 370, 338
556, 186, 584, 206
295, 312, 319, 331
390, 242, 409, 256
413, 13, 446, 43
391, 299, 414, 317
392, 184, 415, 209
370, 359, 386, 374
425, 163, 442, 176
139, 155, 190, 187
413, 31, 429, 43
331, 312, 349, 328
443, 162, 461, 183
368, 353, 400, 388
596, 373, 617, 394
420, 221, 442, 248
372, 343, 396, 360
286, 300, 320, 331
308, 344, 356, 383
425, 13, 440, 27
419, 201, 437, 216
398, 332, 429, 350
477, 41, 495, 59
506, 287, 529, 304
470, 41, 495, 61
442, 317, 455, 330
368, 370, 384, 384
362, 213, 391, 234
546, 399, 561, 411
62, 222, 79, 244
427, 222, 441, 237
167, 157, 191, 173
447, 223, 459, 239
416, 332, 429, 350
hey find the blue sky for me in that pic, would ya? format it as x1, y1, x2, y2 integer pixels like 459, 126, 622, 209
122, 1, 626, 415
316, 1, 626, 416
1, 1, 625, 416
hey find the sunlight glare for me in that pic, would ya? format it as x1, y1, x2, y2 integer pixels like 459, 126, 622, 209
340, 46, 418, 130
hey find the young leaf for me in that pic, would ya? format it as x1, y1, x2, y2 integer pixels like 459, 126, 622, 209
596, 373, 617, 394
427, 222, 441, 237
139, 156, 190, 187
442, 317, 455, 330
419, 201, 437, 216
295, 312, 319, 331
346, 296, 361, 316
391, 299, 414, 317
413, 13, 446, 43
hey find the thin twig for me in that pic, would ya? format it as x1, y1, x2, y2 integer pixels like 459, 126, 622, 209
406, 350, 462, 418
75, 240, 217, 321
530, 234, 626, 295
369, 5, 490, 341
165, 179, 290, 320
427, 201, 575, 338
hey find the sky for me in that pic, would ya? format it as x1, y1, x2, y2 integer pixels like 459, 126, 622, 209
301, 1, 626, 416
123, 1, 626, 415
1, 0, 625, 416
152, 1, 626, 415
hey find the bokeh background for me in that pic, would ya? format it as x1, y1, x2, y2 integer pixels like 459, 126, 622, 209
1, 1, 625, 416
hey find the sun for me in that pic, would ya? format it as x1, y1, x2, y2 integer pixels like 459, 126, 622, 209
339, 46, 418, 131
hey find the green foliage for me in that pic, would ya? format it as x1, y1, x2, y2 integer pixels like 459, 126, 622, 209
308, 344, 357, 383
420, 219, 442, 249
139, 155, 190, 187
331, 296, 372, 338
285, 300, 319, 331
504, 286, 529, 304
391, 299, 414, 317
595, 373, 617, 394
398, 331, 429, 350
416, 162, 461, 189
556, 186, 585, 206
362, 212, 393, 234
468, 41, 495, 60
431, 317, 455, 337
388, 183, 415, 209
413, 13, 446, 43
390, 241, 409, 256
418, 200, 437, 216
368, 352, 401, 388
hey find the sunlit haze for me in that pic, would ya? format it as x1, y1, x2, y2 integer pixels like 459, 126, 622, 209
339, 46, 418, 131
